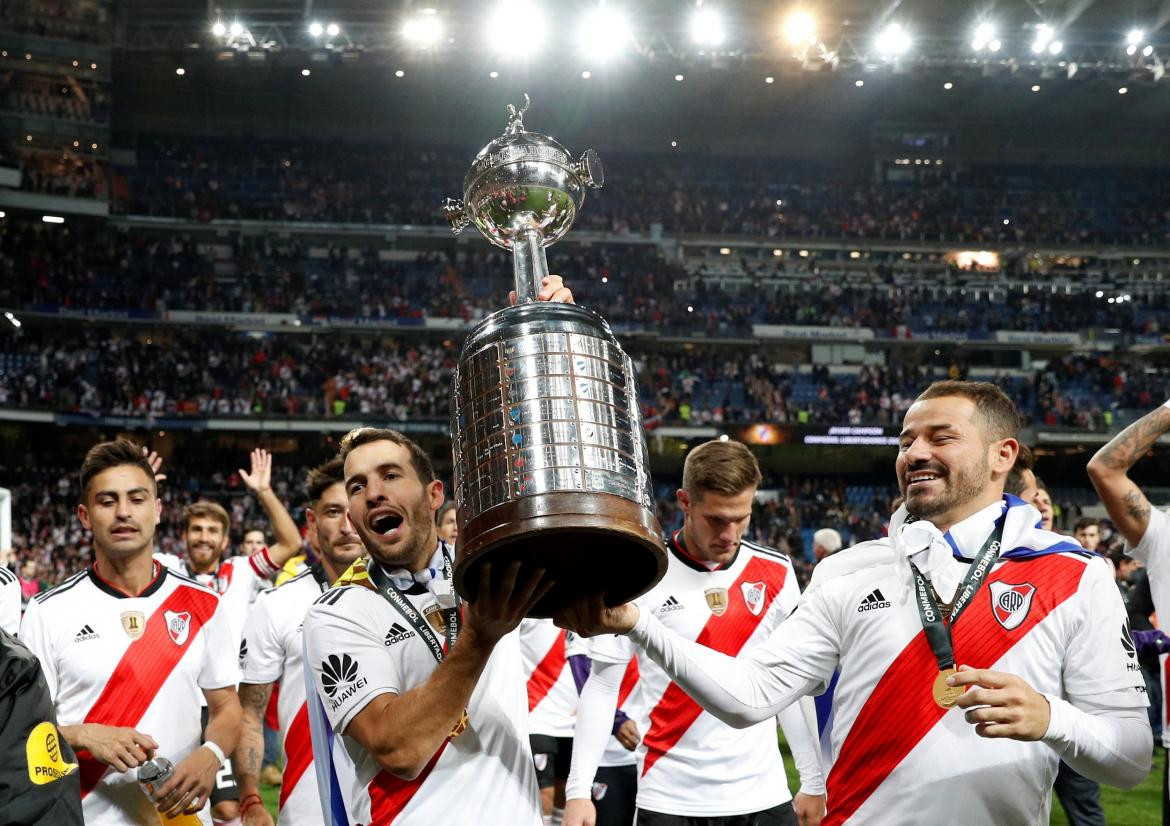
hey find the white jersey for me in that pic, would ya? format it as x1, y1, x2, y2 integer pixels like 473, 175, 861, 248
157, 549, 278, 645
240, 564, 357, 825
520, 618, 579, 738
706, 502, 1148, 825
20, 562, 238, 826
1128, 505, 1170, 747
589, 533, 801, 817
0, 565, 19, 634
302, 546, 542, 826
599, 652, 642, 770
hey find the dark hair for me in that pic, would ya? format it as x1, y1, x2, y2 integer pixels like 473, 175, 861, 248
79, 439, 156, 500
306, 456, 345, 503
682, 440, 762, 499
1109, 548, 1135, 568
436, 501, 457, 525
915, 380, 1023, 442
339, 427, 436, 484
1004, 443, 1035, 496
1074, 516, 1100, 532
184, 501, 230, 533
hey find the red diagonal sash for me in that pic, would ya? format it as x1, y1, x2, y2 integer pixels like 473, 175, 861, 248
368, 742, 448, 823
641, 556, 788, 776
526, 630, 567, 712
823, 554, 1085, 826
78, 584, 219, 797
278, 703, 312, 810
617, 657, 640, 709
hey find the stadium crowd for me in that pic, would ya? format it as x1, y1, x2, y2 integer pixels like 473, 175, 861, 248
115, 135, 1170, 245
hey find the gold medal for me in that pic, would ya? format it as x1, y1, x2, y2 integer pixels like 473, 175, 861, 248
932, 667, 963, 709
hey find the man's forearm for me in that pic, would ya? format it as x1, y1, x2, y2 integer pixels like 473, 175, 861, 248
204, 696, 243, 759
1042, 696, 1152, 788
1090, 406, 1170, 474
255, 488, 301, 566
58, 724, 89, 752
1087, 405, 1170, 545
232, 683, 272, 795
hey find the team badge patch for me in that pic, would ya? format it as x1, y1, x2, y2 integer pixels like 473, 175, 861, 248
592, 781, 608, 801
533, 753, 548, 772
705, 587, 728, 616
989, 582, 1036, 631
165, 610, 191, 646
120, 611, 145, 639
740, 581, 766, 616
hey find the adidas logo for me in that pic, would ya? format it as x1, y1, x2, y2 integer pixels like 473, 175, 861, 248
74, 624, 99, 642
656, 596, 684, 615
384, 623, 415, 646
857, 588, 891, 613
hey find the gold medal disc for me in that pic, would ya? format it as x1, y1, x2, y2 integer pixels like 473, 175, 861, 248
932, 667, 963, 708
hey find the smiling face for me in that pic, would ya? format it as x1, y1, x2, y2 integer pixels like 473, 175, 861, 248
344, 439, 444, 571
896, 395, 1017, 531
184, 516, 229, 573
78, 465, 161, 562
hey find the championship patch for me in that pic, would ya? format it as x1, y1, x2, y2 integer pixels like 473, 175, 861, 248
989, 582, 1036, 631
26, 722, 77, 785
120, 610, 145, 639
740, 580, 766, 616
165, 610, 191, 645
591, 781, 608, 801
705, 587, 728, 616
423, 603, 445, 633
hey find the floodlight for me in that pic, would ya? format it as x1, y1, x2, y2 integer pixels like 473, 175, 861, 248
1048, 40, 1062, 55
988, 38, 1001, 52
403, 9, 443, 47
691, 8, 724, 47
326, 23, 340, 37
1143, 45, 1154, 57
875, 23, 911, 57
1031, 24, 1055, 54
972, 22, 995, 51
784, 10, 815, 46
1126, 44, 1138, 56
211, 21, 227, 37
308, 21, 324, 37
484, 1, 547, 56
1127, 29, 1144, 47
578, 6, 632, 59
229, 21, 244, 37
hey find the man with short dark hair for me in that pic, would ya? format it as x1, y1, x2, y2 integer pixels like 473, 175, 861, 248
21, 439, 242, 825
561, 381, 1151, 825
565, 439, 824, 826
1074, 518, 1101, 553
232, 457, 365, 826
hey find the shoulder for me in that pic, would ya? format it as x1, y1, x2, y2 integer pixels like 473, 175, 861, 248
31, 569, 89, 606
259, 567, 314, 598
309, 583, 378, 613
807, 537, 896, 590
740, 539, 792, 567
166, 568, 221, 598
0, 566, 17, 586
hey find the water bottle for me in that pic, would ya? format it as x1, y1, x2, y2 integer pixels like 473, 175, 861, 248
137, 757, 204, 825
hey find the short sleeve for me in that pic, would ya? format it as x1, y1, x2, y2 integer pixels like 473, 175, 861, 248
154, 552, 185, 573
198, 597, 242, 690
1063, 557, 1149, 708
1129, 508, 1170, 612
303, 591, 404, 735
240, 592, 283, 685
19, 597, 57, 700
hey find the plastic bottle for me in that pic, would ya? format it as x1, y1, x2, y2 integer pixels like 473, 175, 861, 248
136, 757, 204, 825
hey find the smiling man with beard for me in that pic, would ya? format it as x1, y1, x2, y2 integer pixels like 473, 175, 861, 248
302, 427, 552, 825
557, 381, 1151, 826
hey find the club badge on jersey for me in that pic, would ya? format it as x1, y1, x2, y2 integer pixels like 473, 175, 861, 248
705, 588, 728, 616
989, 582, 1036, 630
120, 611, 145, 640
165, 611, 191, 646
740, 581, 767, 616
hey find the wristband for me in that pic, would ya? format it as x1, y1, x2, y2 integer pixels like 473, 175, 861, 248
239, 793, 263, 815
202, 740, 226, 766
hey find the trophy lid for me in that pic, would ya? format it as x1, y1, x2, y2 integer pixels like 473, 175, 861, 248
465, 95, 575, 189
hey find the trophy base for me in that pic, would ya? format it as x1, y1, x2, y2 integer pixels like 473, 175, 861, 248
454, 492, 667, 619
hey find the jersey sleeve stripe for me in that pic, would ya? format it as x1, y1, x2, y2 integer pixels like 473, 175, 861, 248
250, 547, 280, 580
31, 570, 88, 604
0, 566, 17, 584
526, 631, 567, 712
822, 554, 1086, 826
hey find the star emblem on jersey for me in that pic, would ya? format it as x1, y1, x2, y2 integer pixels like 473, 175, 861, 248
857, 588, 891, 612
120, 611, 145, 639
740, 581, 767, 616
164, 610, 191, 646
705, 587, 728, 616
384, 623, 415, 646
989, 582, 1036, 631
73, 624, 99, 642
321, 654, 360, 698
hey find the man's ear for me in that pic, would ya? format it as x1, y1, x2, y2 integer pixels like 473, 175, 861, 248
428, 479, 445, 513
77, 503, 92, 531
991, 437, 1019, 476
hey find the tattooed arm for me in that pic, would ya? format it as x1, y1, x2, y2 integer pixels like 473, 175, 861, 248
1086, 405, 1170, 547
233, 681, 275, 824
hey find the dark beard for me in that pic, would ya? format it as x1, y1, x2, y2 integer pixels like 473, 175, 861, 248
904, 457, 988, 522
357, 493, 437, 571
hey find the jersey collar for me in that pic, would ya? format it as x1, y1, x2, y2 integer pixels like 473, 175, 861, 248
668, 529, 737, 573
89, 560, 167, 599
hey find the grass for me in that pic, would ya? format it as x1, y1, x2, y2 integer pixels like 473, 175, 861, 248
261, 782, 279, 817
778, 735, 1164, 824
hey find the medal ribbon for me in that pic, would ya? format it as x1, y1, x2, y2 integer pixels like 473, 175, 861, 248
908, 519, 1004, 672
367, 547, 460, 664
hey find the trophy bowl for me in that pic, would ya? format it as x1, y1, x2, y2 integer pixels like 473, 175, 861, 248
445, 97, 666, 617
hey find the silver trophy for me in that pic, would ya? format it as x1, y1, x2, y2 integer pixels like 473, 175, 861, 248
444, 96, 666, 617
